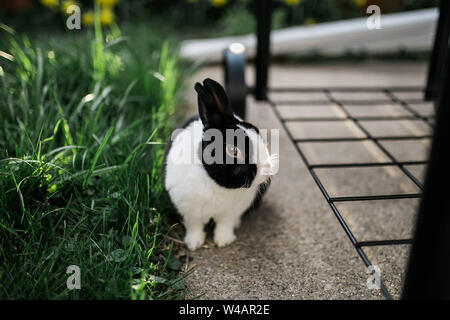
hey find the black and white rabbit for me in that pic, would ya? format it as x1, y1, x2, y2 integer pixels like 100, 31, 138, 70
164, 78, 275, 250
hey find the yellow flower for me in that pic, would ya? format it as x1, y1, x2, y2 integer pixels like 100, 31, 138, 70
97, 0, 119, 7
285, 0, 301, 5
304, 17, 316, 25
100, 8, 115, 26
82, 11, 94, 26
41, 0, 59, 9
61, 1, 78, 15
354, 0, 367, 7
47, 184, 57, 193
211, 0, 227, 8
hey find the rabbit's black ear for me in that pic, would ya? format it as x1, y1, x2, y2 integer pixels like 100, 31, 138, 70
203, 78, 232, 114
195, 78, 233, 128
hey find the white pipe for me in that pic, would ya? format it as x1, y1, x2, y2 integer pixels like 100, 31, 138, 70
180, 8, 438, 62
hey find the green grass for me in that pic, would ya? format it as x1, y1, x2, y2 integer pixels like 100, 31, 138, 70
0, 20, 190, 299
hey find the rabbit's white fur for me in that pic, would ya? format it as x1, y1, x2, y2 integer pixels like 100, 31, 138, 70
165, 117, 272, 250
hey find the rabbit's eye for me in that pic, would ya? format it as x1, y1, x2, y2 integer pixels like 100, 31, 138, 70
225, 144, 242, 159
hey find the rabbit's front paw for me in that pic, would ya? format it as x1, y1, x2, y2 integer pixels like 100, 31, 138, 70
214, 228, 236, 247
184, 231, 205, 251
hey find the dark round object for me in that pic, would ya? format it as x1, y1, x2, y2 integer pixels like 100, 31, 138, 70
223, 45, 247, 119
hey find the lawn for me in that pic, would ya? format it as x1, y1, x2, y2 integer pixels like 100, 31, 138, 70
0, 16, 191, 299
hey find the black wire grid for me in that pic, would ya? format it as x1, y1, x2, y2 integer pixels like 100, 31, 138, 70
267, 86, 434, 299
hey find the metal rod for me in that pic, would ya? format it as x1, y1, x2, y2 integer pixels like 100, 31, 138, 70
330, 194, 422, 202
403, 44, 450, 300
358, 239, 413, 247
268, 86, 424, 92
273, 99, 424, 106
310, 161, 428, 169
294, 135, 432, 143
425, 0, 450, 101
283, 115, 427, 122
255, 0, 272, 100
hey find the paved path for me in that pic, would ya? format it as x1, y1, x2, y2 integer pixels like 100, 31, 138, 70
178, 62, 430, 299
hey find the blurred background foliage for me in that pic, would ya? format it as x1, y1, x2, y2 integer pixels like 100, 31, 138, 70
0, 0, 439, 37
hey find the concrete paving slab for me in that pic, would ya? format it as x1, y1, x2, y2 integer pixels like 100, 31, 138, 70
330, 91, 392, 101
315, 166, 420, 197
269, 91, 329, 102
335, 199, 419, 241
407, 102, 435, 116
344, 104, 412, 117
391, 90, 427, 101
276, 105, 346, 119
358, 119, 431, 137
380, 139, 431, 162
301, 140, 391, 165
286, 120, 366, 140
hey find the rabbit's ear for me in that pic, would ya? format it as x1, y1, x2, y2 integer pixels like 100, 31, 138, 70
203, 78, 232, 114
195, 78, 233, 128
